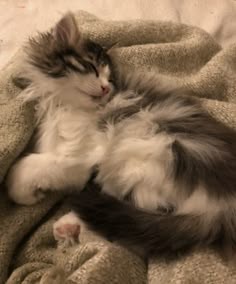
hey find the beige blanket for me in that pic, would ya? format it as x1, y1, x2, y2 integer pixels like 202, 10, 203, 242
1, 11, 236, 284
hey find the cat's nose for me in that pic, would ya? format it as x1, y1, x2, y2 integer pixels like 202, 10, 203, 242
101, 85, 110, 95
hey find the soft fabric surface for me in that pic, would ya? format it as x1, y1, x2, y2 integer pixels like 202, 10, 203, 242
1, 11, 236, 284
1, 0, 236, 70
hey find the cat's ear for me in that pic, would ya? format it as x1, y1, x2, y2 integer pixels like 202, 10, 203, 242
53, 13, 81, 46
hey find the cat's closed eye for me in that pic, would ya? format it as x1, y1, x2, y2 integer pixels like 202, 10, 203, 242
87, 55, 94, 61
89, 63, 99, 77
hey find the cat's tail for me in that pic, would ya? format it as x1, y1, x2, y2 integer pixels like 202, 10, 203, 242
70, 187, 229, 257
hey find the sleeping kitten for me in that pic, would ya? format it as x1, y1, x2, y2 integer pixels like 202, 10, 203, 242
6, 13, 114, 205
7, 13, 236, 258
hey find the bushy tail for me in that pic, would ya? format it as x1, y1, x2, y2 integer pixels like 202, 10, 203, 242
70, 188, 222, 257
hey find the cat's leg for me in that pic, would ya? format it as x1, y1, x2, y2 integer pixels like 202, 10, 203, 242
53, 211, 81, 246
6, 153, 90, 205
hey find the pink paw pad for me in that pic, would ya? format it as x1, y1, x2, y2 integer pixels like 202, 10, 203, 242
56, 223, 80, 239
53, 212, 81, 245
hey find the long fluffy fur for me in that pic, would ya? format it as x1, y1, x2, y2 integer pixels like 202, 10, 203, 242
8, 13, 236, 257
70, 70, 236, 257
74, 79, 236, 256
71, 186, 236, 257
6, 13, 114, 205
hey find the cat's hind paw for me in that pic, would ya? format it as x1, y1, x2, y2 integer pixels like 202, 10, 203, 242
53, 212, 80, 247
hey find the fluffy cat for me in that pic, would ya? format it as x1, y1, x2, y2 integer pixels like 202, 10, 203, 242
6, 13, 114, 205
7, 13, 236, 258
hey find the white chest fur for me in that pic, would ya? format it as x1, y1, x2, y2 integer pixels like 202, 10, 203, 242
35, 105, 106, 168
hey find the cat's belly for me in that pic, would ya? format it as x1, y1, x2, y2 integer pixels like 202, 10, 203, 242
97, 115, 224, 216
97, 117, 176, 211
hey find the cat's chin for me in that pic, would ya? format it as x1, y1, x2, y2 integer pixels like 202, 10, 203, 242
74, 87, 101, 98
92, 93, 111, 106
76, 88, 110, 104
91, 93, 108, 100
85, 91, 107, 99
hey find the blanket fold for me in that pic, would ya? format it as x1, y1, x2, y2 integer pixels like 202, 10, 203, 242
1, 10, 236, 284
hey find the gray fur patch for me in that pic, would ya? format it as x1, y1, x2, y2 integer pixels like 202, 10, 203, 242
26, 13, 113, 79
71, 187, 235, 258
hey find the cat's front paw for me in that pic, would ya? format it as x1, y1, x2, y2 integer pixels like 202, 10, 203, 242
6, 155, 48, 205
53, 212, 80, 247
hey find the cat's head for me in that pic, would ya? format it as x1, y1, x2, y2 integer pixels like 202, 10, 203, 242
25, 13, 115, 105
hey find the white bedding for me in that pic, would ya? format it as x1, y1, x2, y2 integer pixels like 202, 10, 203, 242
0, 0, 236, 70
